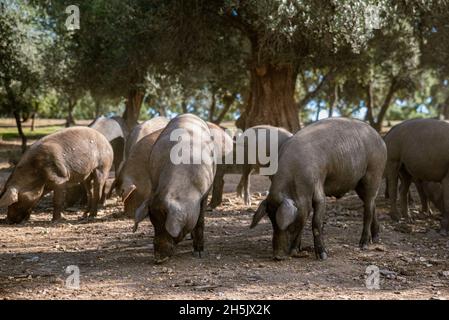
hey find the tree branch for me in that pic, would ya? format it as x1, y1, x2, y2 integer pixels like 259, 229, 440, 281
298, 70, 335, 109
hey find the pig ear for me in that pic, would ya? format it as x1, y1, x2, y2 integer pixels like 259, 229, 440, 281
165, 210, 185, 239
122, 184, 137, 203
275, 198, 298, 231
250, 199, 268, 228
133, 199, 151, 233
0, 187, 18, 207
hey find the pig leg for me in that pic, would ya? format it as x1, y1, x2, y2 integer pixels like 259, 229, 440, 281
415, 181, 432, 216
192, 195, 208, 258
89, 169, 107, 218
209, 169, 224, 208
399, 169, 413, 222
312, 190, 327, 260
52, 186, 65, 222
371, 207, 380, 243
386, 161, 400, 221
440, 176, 449, 235
237, 165, 252, 205
81, 178, 93, 220
290, 212, 308, 257
355, 176, 378, 249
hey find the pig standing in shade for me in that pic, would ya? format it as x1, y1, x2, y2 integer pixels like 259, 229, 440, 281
0, 127, 113, 223
124, 117, 169, 159
251, 118, 387, 260
65, 115, 128, 206
134, 114, 216, 264
209, 125, 292, 208
116, 129, 164, 217
384, 118, 449, 234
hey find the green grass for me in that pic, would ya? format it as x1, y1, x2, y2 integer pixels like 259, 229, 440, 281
0, 126, 63, 140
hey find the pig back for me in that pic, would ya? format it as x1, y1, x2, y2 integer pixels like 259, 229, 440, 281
125, 117, 169, 158
149, 114, 216, 197
274, 118, 386, 197
384, 119, 449, 181
33, 127, 113, 180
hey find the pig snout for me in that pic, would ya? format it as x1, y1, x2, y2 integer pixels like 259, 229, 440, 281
153, 233, 175, 264
6, 203, 32, 224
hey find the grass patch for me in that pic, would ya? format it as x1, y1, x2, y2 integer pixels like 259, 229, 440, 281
0, 126, 63, 140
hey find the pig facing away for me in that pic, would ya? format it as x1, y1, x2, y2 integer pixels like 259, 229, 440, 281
384, 118, 449, 234
65, 115, 128, 206
134, 114, 216, 264
251, 118, 387, 260
89, 115, 128, 173
209, 125, 293, 208
116, 129, 164, 217
124, 117, 169, 159
0, 127, 113, 223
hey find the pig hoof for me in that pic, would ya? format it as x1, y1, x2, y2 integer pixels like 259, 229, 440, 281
192, 250, 207, 258
316, 252, 328, 260
371, 235, 380, 243
390, 212, 400, 222
359, 243, 369, 250
291, 249, 309, 258
154, 257, 170, 265
208, 202, 219, 209
405, 216, 414, 223
273, 255, 288, 261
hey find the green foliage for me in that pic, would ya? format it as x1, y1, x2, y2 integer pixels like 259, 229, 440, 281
4, 0, 449, 129
0, 0, 47, 116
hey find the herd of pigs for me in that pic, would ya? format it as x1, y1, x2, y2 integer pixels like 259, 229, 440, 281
0, 114, 448, 264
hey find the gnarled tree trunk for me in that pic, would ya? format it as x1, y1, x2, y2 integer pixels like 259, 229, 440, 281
123, 88, 144, 130
365, 78, 397, 132
238, 64, 299, 132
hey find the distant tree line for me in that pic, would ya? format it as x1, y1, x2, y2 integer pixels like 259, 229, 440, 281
2, 1, 449, 152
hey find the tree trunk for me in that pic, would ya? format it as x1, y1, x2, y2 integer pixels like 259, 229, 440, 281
439, 101, 449, 120
315, 102, 322, 121
298, 70, 334, 110
123, 88, 144, 130
65, 99, 76, 127
214, 94, 234, 124
328, 84, 338, 118
208, 89, 217, 122
181, 100, 188, 114
365, 82, 375, 127
239, 64, 299, 132
14, 111, 27, 154
94, 98, 101, 118
30, 112, 36, 132
365, 79, 397, 132
374, 78, 397, 132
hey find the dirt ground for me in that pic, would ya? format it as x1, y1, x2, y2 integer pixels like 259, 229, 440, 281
0, 128, 448, 300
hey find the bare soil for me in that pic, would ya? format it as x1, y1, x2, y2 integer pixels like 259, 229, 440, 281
0, 126, 448, 300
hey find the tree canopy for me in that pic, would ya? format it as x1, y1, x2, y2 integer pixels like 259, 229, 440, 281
2, 0, 449, 147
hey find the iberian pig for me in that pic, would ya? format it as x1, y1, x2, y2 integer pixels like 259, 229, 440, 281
124, 117, 169, 159
0, 127, 113, 223
251, 118, 387, 260
116, 129, 163, 217
133, 114, 215, 263
384, 118, 449, 234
